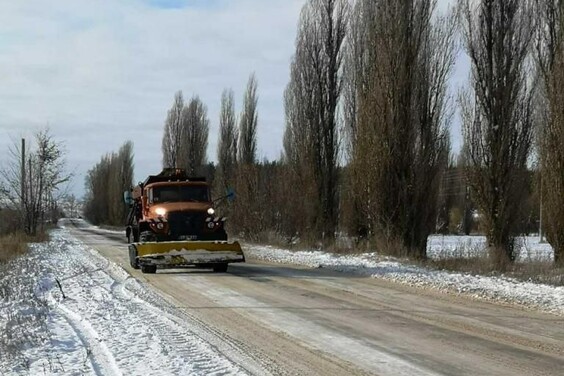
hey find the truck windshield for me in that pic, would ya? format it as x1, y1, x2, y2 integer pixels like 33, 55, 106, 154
152, 185, 209, 203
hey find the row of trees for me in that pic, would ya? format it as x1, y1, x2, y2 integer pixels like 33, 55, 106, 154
257, 0, 560, 266
162, 93, 209, 175
83, 142, 134, 226
344, 0, 456, 259
275, 0, 564, 266
85, 0, 564, 267
159, 75, 261, 234
161, 75, 259, 185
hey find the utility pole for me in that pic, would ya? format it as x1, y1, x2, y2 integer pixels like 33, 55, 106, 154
539, 173, 543, 243
21, 138, 25, 211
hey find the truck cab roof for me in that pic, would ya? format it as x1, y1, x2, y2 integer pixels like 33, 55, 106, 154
143, 168, 206, 186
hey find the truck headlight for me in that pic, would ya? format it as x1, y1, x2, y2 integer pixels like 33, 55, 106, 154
207, 208, 215, 215
207, 222, 215, 229
155, 207, 167, 216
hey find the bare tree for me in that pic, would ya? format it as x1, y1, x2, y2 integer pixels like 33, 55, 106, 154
1, 129, 70, 235
162, 91, 184, 169
238, 74, 258, 166
536, 0, 564, 265
179, 96, 209, 175
347, 1, 455, 257
343, 0, 374, 159
217, 89, 238, 190
283, 0, 349, 241
460, 0, 536, 265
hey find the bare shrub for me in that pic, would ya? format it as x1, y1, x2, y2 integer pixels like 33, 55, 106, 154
0, 208, 22, 236
371, 234, 411, 259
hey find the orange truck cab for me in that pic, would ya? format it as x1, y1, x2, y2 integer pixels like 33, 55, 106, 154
124, 169, 244, 274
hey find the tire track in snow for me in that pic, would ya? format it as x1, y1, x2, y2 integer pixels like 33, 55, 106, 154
49, 295, 123, 376
47, 230, 247, 375
119, 276, 314, 376
109, 275, 249, 375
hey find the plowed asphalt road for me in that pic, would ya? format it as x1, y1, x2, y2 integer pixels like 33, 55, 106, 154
68, 220, 564, 376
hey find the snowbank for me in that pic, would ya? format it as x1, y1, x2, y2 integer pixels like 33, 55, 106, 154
244, 244, 564, 316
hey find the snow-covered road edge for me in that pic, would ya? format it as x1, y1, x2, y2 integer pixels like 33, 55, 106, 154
244, 245, 564, 316
1, 228, 249, 375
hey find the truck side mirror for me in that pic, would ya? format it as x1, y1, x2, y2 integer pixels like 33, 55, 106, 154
212, 188, 236, 205
226, 188, 236, 202
123, 191, 134, 206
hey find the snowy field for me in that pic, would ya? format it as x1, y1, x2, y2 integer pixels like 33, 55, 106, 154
1, 225, 562, 375
427, 235, 554, 262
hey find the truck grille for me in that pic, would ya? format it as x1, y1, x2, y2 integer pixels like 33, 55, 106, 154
168, 211, 205, 238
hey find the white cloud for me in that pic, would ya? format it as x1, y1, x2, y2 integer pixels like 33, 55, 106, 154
0, 0, 464, 198
0, 0, 305, 197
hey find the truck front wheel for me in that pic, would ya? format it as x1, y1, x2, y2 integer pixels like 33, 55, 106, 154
129, 247, 140, 269
128, 227, 140, 243
213, 263, 228, 273
141, 264, 157, 274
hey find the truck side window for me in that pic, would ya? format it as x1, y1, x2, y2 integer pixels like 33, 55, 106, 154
148, 188, 154, 204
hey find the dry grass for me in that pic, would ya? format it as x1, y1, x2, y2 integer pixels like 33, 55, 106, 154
0, 232, 49, 264
504, 263, 564, 286
426, 256, 495, 274
425, 255, 564, 286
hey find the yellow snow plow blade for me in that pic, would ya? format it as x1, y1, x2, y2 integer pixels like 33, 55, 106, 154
130, 240, 245, 267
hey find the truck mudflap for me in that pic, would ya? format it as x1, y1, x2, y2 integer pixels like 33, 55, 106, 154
129, 240, 245, 267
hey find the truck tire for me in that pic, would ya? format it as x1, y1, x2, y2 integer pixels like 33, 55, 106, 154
215, 229, 228, 241
128, 227, 140, 243
133, 227, 140, 242
129, 247, 140, 269
141, 264, 157, 274
213, 263, 228, 273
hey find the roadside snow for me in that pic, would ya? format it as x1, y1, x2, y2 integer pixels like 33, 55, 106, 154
2, 222, 561, 375
74, 219, 563, 316
0, 229, 247, 375
244, 244, 564, 317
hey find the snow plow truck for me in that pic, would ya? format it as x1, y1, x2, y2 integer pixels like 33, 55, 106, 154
124, 168, 244, 274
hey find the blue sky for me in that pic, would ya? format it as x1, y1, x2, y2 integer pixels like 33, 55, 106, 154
147, 0, 191, 8
0, 0, 460, 198
145, 0, 220, 9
